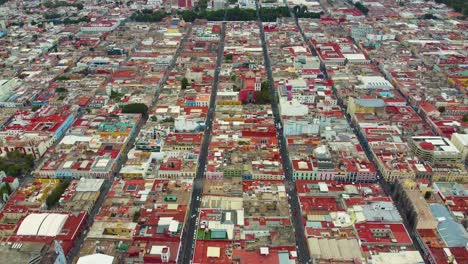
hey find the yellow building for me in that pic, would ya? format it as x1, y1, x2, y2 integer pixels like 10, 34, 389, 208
347, 97, 385, 115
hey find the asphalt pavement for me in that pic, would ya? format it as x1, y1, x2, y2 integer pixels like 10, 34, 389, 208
176, 19, 227, 264
66, 25, 193, 264
288, 2, 431, 261
255, 1, 312, 263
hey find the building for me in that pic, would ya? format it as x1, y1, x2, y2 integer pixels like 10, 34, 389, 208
450, 133, 468, 162
0, 78, 18, 102
80, 20, 120, 33
393, 179, 438, 231
355, 76, 394, 90
77, 254, 114, 264
347, 97, 386, 115
409, 136, 462, 165
371, 251, 424, 264
279, 97, 309, 117
178, 0, 192, 9
307, 237, 364, 262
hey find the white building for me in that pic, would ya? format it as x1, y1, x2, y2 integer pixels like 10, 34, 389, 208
0, 78, 18, 101
174, 115, 205, 132
451, 133, 468, 162
343, 54, 370, 64
410, 136, 462, 165
356, 76, 394, 90
77, 254, 114, 264
284, 119, 320, 136
81, 20, 120, 33
279, 97, 308, 117
238, 0, 255, 9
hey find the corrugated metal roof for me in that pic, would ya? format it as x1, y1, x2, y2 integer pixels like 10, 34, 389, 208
430, 204, 468, 247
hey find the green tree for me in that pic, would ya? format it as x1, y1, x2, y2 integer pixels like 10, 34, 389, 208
7, 164, 22, 176
423, 13, 437, 19
56, 76, 70, 81
225, 54, 233, 61
254, 81, 272, 105
438, 106, 446, 113
462, 114, 468, 122
354, 2, 369, 15
55, 87, 67, 93
181, 77, 189, 90
133, 211, 141, 222
122, 103, 149, 118
110, 90, 124, 101
130, 10, 167, 22
32, 105, 42, 112
424, 191, 431, 200
5, 183, 11, 194
0, 151, 35, 177
162, 117, 175, 123
46, 180, 71, 208
44, 13, 61, 19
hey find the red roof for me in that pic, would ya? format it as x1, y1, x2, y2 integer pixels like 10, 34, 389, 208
420, 141, 435, 151
355, 222, 412, 245
2, 176, 16, 183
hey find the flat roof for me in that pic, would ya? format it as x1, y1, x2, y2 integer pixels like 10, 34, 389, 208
307, 237, 363, 260
207, 246, 220, 258
371, 251, 424, 264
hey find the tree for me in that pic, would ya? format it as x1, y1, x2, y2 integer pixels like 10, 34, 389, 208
423, 13, 437, 19
32, 105, 42, 112
4, 183, 11, 194
55, 87, 67, 93
150, 116, 158, 122
56, 76, 70, 81
110, 90, 124, 101
46, 180, 70, 208
130, 10, 167, 22
254, 81, 272, 105
133, 211, 141, 222
162, 117, 175, 123
7, 164, 22, 177
43, 13, 61, 19
424, 191, 431, 200
122, 103, 149, 118
354, 2, 369, 15
438, 106, 446, 113
0, 151, 35, 177
462, 114, 468, 122
225, 54, 233, 62
181, 77, 189, 90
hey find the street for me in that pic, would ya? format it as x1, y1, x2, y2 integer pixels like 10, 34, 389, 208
176, 19, 227, 264
66, 24, 194, 264
255, 1, 312, 263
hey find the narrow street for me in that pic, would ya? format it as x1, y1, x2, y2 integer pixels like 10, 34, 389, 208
66, 24, 193, 264
177, 18, 227, 264
255, 1, 312, 263
287, 1, 429, 260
